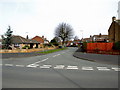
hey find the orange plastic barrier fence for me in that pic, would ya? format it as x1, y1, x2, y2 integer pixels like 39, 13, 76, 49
87, 43, 113, 51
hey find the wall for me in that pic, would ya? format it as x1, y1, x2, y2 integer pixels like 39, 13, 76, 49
0, 47, 55, 53
87, 43, 113, 51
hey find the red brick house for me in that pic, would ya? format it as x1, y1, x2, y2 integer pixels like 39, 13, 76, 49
108, 17, 120, 42
32, 36, 44, 44
32, 36, 49, 48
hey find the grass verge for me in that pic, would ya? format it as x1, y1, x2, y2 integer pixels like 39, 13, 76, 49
38, 47, 68, 54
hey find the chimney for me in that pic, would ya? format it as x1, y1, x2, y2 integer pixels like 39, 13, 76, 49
112, 16, 116, 22
42, 36, 44, 39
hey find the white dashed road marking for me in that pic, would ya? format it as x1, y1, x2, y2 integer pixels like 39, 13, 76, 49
5, 64, 13, 66
0, 64, 2, 66
54, 65, 65, 69
15, 65, 24, 67
40, 65, 52, 69
27, 64, 39, 68
112, 67, 120, 71
2, 63, 119, 72
66, 66, 78, 70
82, 67, 94, 70
97, 67, 110, 71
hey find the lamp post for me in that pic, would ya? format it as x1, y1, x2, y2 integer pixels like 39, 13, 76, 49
80, 30, 83, 39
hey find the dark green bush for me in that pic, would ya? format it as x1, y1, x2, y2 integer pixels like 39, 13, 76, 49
113, 41, 120, 50
22, 45, 30, 49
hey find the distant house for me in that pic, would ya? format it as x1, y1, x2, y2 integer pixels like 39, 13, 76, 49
11, 35, 40, 49
32, 36, 49, 44
92, 33, 108, 42
81, 34, 108, 43
81, 38, 91, 42
108, 17, 120, 42
44, 38, 49, 44
32, 36, 44, 44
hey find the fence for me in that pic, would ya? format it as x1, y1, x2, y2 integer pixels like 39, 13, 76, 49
87, 43, 113, 51
87, 43, 120, 55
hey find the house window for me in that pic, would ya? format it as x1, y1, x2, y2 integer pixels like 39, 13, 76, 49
14, 44, 20, 47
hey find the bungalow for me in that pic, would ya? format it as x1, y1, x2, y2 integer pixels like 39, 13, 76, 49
32, 36, 49, 44
11, 35, 40, 49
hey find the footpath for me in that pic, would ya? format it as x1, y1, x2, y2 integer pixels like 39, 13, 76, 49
1, 52, 44, 59
73, 48, 119, 66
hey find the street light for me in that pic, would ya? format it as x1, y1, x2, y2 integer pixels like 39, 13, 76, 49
80, 30, 83, 39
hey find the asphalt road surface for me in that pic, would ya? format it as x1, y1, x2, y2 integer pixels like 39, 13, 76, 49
1, 47, 119, 88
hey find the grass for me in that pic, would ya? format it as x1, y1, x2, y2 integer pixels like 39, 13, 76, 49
38, 47, 68, 54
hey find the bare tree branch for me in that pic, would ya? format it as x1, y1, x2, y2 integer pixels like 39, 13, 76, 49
55, 22, 74, 45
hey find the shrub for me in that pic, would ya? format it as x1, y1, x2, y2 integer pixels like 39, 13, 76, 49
112, 41, 120, 50
22, 45, 30, 49
81, 42, 87, 52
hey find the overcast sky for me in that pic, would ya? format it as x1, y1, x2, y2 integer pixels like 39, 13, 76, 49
0, 0, 119, 40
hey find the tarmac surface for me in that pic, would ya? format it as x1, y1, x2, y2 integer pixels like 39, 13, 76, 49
73, 48, 120, 66
1, 47, 120, 66
2, 47, 119, 88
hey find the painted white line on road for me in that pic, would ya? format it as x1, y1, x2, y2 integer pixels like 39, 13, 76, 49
66, 66, 78, 70
15, 65, 24, 67
34, 58, 49, 64
54, 65, 65, 69
5, 64, 13, 66
82, 67, 94, 70
97, 67, 110, 71
53, 55, 57, 57
53, 54, 61, 57
40, 66, 50, 69
27, 64, 39, 68
40, 65, 52, 69
42, 65, 52, 67
0, 64, 2, 66
27, 58, 49, 67
112, 67, 120, 71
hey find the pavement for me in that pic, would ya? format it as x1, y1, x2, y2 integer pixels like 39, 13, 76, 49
73, 48, 120, 66
1, 47, 119, 88
2, 52, 45, 59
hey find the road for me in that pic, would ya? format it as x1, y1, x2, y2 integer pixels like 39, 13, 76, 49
1, 47, 119, 88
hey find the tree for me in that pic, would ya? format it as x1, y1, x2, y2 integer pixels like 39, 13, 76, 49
26, 35, 29, 39
3, 26, 13, 49
74, 36, 79, 41
50, 38, 59, 46
55, 22, 74, 45
50, 37, 61, 46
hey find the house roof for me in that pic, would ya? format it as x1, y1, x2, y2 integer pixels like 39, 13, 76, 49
32, 36, 45, 43
11, 35, 39, 44
115, 20, 120, 25
82, 38, 90, 40
93, 35, 108, 37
